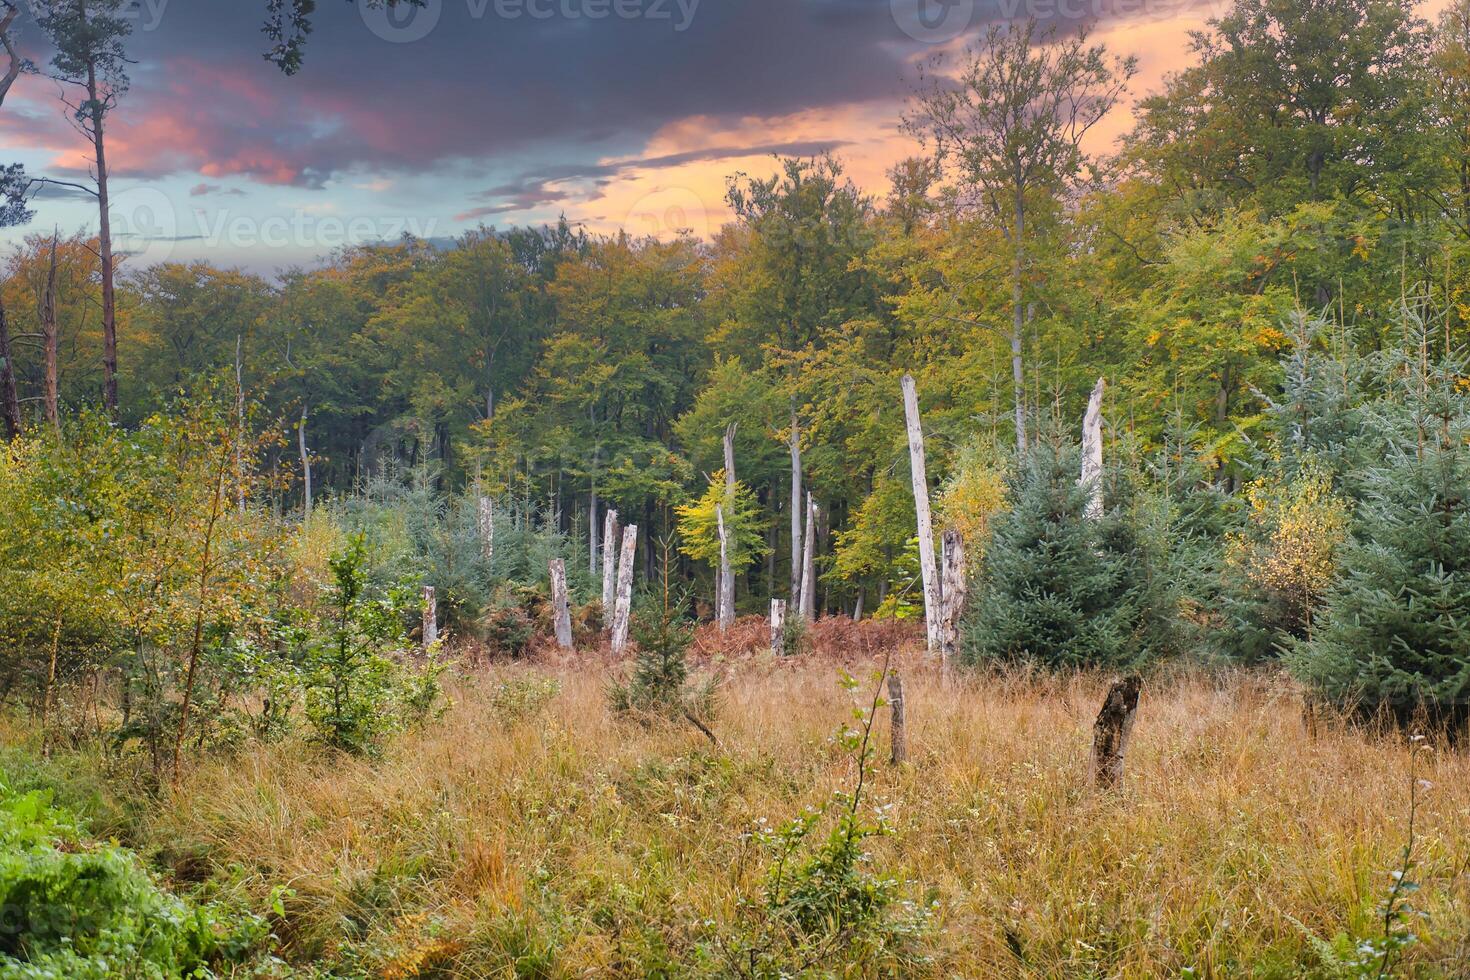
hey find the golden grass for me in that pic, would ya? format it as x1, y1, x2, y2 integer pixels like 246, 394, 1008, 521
129, 652, 1470, 977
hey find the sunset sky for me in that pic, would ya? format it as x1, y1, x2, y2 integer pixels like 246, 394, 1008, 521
0, 0, 1443, 272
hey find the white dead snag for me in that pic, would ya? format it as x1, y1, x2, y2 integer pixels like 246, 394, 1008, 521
1081, 376, 1106, 521
770, 598, 787, 655
298, 404, 312, 518
719, 422, 738, 631
800, 493, 818, 622
611, 524, 638, 654
888, 670, 907, 765
601, 508, 619, 617
549, 558, 573, 650
1092, 674, 1141, 789
477, 496, 495, 563
901, 374, 942, 654
789, 409, 803, 609
939, 529, 968, 669
422, 586, 437, 651
716, 503, 732, 632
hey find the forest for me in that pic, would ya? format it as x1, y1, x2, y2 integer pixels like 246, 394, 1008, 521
3, 0, 1470, 975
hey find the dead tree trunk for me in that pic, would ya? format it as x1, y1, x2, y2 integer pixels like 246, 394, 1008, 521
789, 407, 803, 609
549, 558, 573, 650
901, 374, 942, 654
770, 598, 787, 655
478, 496, 495, 563
799, 492, 817, 622
1081, 377, 1106, 521
422, 586, 438, 651
1, 292, 22, 439
719, 422, 737, 629
888, 671, 906, 765
939, 529, 967, 668
1091, 674, 1141, 789
716, 503, 731, 632
611, 523, 638, 653
601, 508, 619, 617
298, 405, 312, 517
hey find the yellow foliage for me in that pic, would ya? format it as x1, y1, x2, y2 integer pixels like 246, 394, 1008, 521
937, 440, 1008, 567
1227, 463, 1349, 620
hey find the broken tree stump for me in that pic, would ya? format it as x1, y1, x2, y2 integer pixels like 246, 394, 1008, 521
549, 558, 573, 650
888, 670, 907, 765
1091, 674, 1141, 788
938, 528, 967, 668
601, 508, 619, 618
769, 598, 787, 655
422, 585, 437, 651
611, 524, 638, 654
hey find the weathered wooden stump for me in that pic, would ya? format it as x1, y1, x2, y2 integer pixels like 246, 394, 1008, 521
769, 598, 787, 655
888, 671, 907, 765
422, 585, 437, 651
1091, 674, 1141, 788
549, 559, 573, 650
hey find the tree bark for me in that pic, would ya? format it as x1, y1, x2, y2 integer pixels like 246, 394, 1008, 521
611, 523, 638, 653
901, 374, 942, 653
716, 503, 731, 632
1081, 377, 1106, 521
41, 234, 59, 431
800, 492, 817, 622
769, 598, 786, 655
789, 407, 803, 608
478, 495, 494, 564
719, 422, 737, 629
298, 405, 312, 517
0, 291, 20, 439
549, 558, 573, 650
888, 670, 906, 765
422, 585, 438, 651
601, 508, 619, 616
1092, 674, 1141, 789
939, 528, 967, 668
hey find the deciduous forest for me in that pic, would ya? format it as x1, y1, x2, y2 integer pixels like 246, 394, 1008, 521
3, 0, 1470, 975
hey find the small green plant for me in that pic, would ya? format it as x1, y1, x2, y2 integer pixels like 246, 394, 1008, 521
779, 613, 809, 657
704, 652, 930, 976
481, 604, 535, 659
486, 674, 562, 726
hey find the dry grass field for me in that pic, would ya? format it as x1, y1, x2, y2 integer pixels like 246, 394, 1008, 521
46, 643, 1461, 978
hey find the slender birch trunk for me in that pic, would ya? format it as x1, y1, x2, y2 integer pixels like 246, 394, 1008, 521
422, 586, 437, 651
41, 233, 59, 430
901, 374, 942, 653
770, 598, 787, 655
939, 529, 967, 668
549, 559, 573, 650
1010, 184, 1027, 453
1081, 377, 1106, 521
611, 523, 638, 653
800, 492, 817, 622
601, 508, 619, 616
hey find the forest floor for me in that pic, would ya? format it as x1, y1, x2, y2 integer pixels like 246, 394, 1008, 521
9, 642, 1470, 977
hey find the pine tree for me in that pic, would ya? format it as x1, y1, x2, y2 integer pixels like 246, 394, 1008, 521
959, 439, 1177, 669
1287, 312, 1470, 731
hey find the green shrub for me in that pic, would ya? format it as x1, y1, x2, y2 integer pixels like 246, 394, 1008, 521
960, 440, 1178, 670
0, 775, 276, 979
480, 604, 535, 659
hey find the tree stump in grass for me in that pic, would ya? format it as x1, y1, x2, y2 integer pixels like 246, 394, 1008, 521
549, 559, 573, 650
1091, 674, 1141, 788
888, 670, 907, 765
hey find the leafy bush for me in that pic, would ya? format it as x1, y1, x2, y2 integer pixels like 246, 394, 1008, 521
960, 440, 1179, 670
480, 604, 535, 659
0, 775, 276, 979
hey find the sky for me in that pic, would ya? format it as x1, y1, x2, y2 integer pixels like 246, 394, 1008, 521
0, 0, 1410, 273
